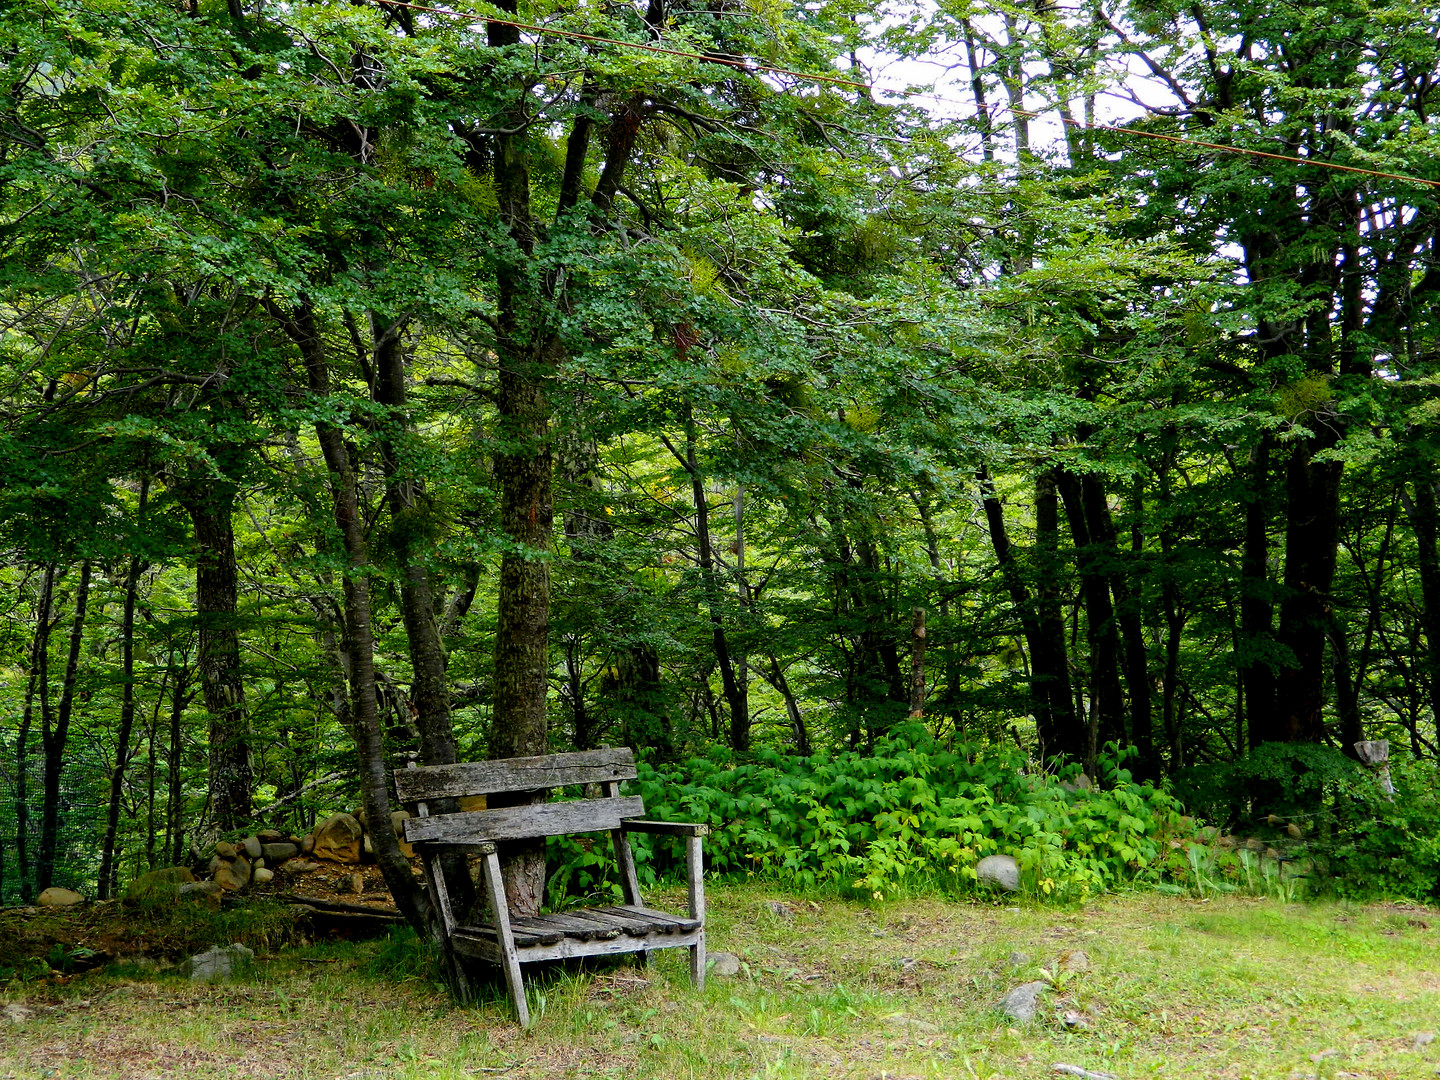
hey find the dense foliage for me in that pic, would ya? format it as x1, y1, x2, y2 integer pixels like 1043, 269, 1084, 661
2, 0, 1439, 918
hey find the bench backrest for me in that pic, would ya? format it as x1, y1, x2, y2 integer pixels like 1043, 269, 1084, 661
394, 748, 642, 847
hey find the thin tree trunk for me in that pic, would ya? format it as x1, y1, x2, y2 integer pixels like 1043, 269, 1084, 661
37, 561, 91, 894
1240, 436, 1277, 747
99, 480, 150, 898
909, 608, 927, 718
755, 655, 811, 755
1403, 469, 1440, 728
16, 563, 56, 903
1034, 472, 1081, 759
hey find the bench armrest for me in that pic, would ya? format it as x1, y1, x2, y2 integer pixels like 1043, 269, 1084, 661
621, 819, 710, 838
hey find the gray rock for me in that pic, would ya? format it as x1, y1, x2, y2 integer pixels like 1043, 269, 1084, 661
285, 859, 319, 873
180, 943, 254, 983
215, 841, 237, 858
3, 1004, 34, 1024
1058, 949, 1090, 973
883, 1014, 940, 1036
976, 854, 1021, 892
38, 886, 84, 907
257, 829, 285, 844
179, 880, 223, 905
764, 900, 795, 918
708, 952, 742, 977
299, 833, 315, 855
1007, 950, 1031, 970
261, 842, 298, 862
1414, 1032, 1436, 1051
390, 810, 411, 836
242, 835, 262, 860
345, 872, 365, 895
996, 980, 1048, 1023
252, 867, 274, 885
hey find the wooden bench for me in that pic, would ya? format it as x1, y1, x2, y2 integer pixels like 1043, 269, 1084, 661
393, 747, 708, 1027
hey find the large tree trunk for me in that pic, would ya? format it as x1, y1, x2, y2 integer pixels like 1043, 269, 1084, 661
1056, 471, 1125, 773
1271, 446, 1344, 743
176, 479, 252, 832
1403, 466, 1440, 729
37, 561, 91, 894
1239, 436, 1277, 747
1033, 472, 1082, 759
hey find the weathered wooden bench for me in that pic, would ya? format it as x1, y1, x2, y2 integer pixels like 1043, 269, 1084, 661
393, 747, 708, 1027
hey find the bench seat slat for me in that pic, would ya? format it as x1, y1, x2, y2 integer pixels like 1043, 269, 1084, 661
594, 904, 703, 933
395, 748, 637, 803
405, 796, 645, 844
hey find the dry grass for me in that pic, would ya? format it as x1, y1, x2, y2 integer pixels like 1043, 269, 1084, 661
3, 882, 1439, 1080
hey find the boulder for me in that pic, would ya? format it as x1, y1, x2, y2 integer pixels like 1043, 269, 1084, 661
38, 886, 84, 907
312, 812, 363, 863
179, 881, 223, 906
242, 835, 263, 860
976, 854, 1021, 892
996, 981, 1048, 1023
391, 810, 410, 836
252, 867, 275, 885
285, 859, 319, 874
213, 854, 252, 891
261, 842, 298, 862
180, 943, 253, 983
215, 841, 237, 858
257, 829, 285, 844
125, 866, 195, 901
708, 952, 742, 977
299, 833, 315, 855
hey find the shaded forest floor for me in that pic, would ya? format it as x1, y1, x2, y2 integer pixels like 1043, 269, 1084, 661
3, 882, 1439, 1080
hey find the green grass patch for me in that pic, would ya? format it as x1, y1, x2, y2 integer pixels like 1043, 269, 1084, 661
3, 882, 1437, 1078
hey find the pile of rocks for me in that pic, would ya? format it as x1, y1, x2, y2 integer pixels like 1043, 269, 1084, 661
201, 809, 413, 894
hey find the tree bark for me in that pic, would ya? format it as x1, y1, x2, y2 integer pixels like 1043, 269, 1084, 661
15, 563, 56, 903
37, 561, 91, 894
1240, 436, 1277, 747
99, 479, 149, 898
1403, 467, 1440, 729
176, 478, 252, 832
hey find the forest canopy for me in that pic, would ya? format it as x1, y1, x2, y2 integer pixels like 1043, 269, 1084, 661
2, 0, 1439, 916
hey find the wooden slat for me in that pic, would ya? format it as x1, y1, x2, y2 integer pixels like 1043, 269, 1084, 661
559, 908, 653, 938
395, 748, 637, 803
594, 905, 702, 933
404, 796, 646, 845
454, 923, 543, 949
505, 917, 568, 945
527, 912, 623, 941
621, 819, 711, 837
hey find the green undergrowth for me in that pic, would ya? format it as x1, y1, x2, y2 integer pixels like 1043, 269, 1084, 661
549, 726, 1192, 906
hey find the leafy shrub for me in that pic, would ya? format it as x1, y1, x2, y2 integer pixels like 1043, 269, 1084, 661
547, 725, 1188, 904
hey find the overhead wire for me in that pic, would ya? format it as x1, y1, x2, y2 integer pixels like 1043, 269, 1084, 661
374, 0, 1440, 190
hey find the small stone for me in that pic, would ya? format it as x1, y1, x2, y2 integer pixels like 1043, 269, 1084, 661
362, 834, 373, 857
261, 842, 298, 862
213, 854, 251, 891
179, 881, 223, 906
996, 980, 1048, 1023
883, 1014, 940, 1036
215, 841, 237, 858
1058, 949, 1090, 973
1414, 1032, 1436, 1050
1060, 1009, 1090, 1030
38, 886, 84, 907
257, 829, 285, 844
180, 943, 253, 983
3, 1004, 34, 1024
708, 952, 742, 977
312, 813, 364, 863
391, 810, 411, 836
285, 859, 319, 874
299, 833, 315, 855
242, 835, 262, 860
345, 872, 365, 895
976, 854, 1021, 892
252, 867, 274, 885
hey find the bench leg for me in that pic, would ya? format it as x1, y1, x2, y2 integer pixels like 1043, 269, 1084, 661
690, 933, 706, 991
481, 849, 530, 1028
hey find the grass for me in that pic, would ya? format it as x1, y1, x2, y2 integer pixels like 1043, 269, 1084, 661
2, 881, 1439, 1079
